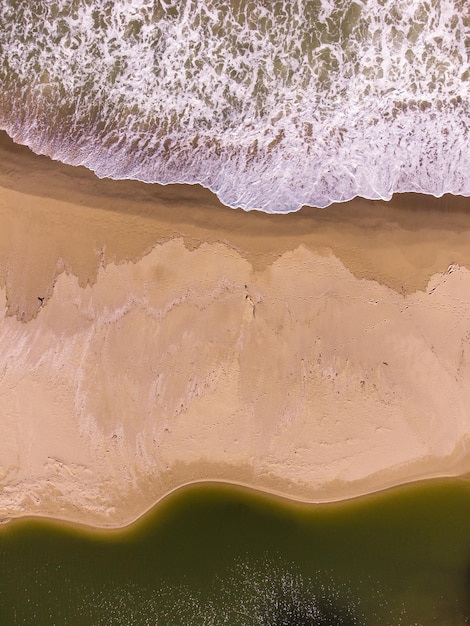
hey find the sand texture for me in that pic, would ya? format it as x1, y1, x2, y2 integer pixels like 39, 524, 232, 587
1, 132, 470, 528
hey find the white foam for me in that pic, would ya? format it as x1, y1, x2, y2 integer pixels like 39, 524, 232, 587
0, 0, 468, 212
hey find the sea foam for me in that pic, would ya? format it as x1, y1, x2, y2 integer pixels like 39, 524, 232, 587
0, 0, 468, 212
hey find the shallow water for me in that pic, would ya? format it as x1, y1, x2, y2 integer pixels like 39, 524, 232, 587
1, 480, 470, 624
0, 0, 468, 211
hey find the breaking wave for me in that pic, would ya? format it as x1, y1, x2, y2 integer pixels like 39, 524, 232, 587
0, 0, 469, 212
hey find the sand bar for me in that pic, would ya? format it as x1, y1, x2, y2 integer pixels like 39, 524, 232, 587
1, 131, 470, 528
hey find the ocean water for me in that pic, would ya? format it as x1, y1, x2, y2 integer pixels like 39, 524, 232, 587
2, 480, 470, 624
0, 0, 469, 212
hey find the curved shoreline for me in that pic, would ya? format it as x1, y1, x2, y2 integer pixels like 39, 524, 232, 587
3, 469, 470, 535
3, 129, 470, 215
1, 131, 470, 531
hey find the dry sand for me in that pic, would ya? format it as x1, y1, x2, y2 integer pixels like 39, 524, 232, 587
1, 130, 470, 528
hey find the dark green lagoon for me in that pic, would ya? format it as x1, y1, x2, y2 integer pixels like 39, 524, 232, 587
1, 479, 470, 625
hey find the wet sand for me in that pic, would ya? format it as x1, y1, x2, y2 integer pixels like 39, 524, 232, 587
1, 130, 470, 528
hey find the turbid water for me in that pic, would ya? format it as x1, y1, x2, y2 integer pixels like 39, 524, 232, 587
1, 479, 470, 624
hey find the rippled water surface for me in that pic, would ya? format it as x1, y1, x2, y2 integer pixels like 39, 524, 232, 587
1, 481, 470, 624
0, 0, 468, 211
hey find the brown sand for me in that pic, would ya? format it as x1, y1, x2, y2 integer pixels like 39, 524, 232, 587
1, 130, 470, 528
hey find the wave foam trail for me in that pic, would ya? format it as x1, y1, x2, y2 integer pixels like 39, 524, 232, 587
0, 0, 469, 212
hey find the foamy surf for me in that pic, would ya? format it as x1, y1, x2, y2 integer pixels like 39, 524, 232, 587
0, 0, 468, 212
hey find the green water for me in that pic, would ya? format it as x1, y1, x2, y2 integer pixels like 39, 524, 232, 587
1, 480, 470, 625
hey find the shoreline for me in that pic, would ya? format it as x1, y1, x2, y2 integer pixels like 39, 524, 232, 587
2, 130, 470, 530
5, 129, 470, 216
3, 471, 470, 535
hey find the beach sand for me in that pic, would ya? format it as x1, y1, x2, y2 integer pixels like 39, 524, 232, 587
1, 130, 470, 528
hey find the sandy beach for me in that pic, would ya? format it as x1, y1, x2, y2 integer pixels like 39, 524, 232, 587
1, 130, 470, 528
